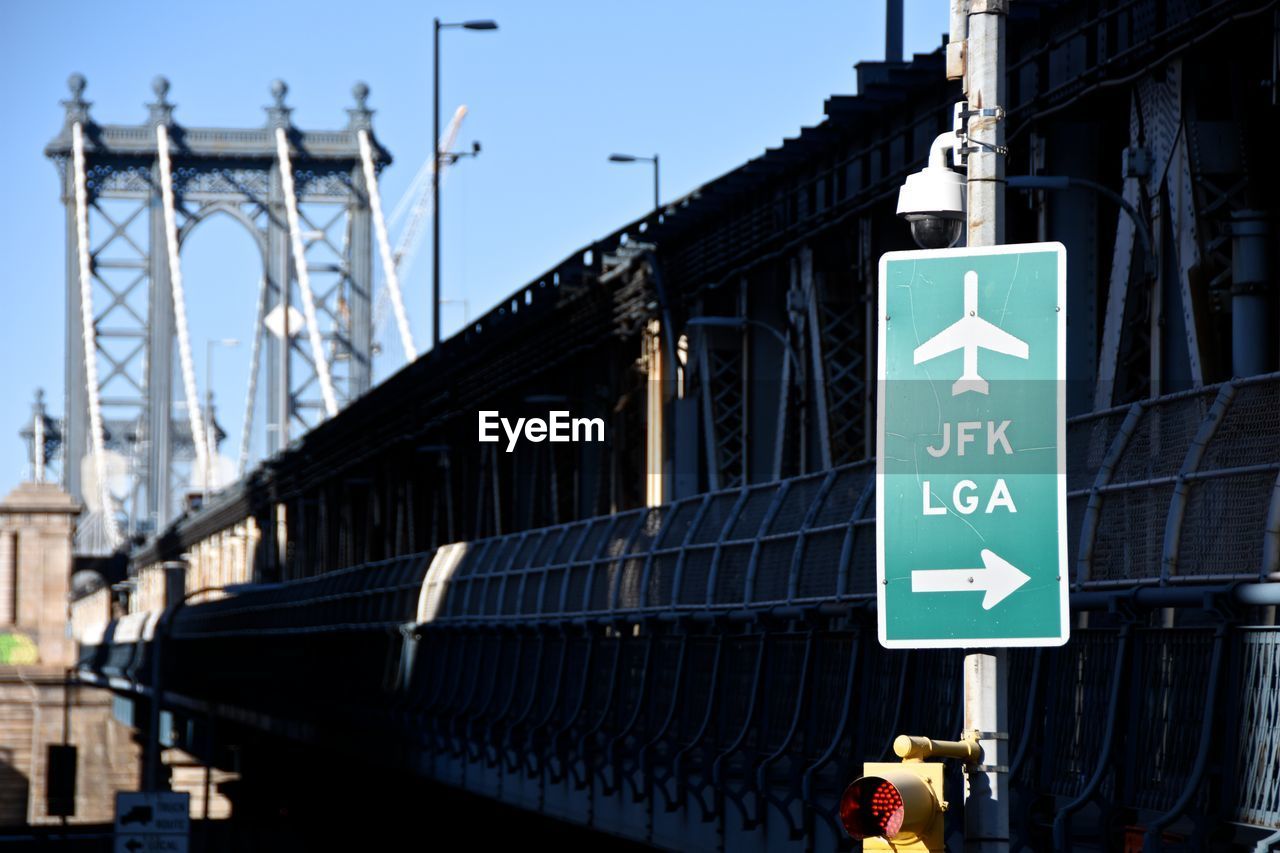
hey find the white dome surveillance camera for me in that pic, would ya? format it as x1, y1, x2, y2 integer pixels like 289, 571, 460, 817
897, 131, 966, 249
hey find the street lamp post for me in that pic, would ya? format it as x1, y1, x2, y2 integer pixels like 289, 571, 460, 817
608, 153, 660, 215
434, 18, 497, 351
685, 316, 800, 376
204, 337, 239, 499
957, 3, 1010, 850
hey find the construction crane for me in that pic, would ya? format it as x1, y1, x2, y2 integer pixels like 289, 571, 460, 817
372, 105, 469, 360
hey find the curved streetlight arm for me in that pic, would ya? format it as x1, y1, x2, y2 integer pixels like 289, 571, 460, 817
609, 153, 660, 213
686, 316, 802, 377
1007, 174, 1154, 268
438, 20, 499, 30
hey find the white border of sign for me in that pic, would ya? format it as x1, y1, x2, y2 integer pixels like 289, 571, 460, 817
875, 241, 1069, 649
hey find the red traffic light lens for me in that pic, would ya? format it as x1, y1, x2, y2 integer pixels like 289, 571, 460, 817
839, 776, 906, 839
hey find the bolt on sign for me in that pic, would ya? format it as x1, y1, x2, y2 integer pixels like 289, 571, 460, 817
876, 243, 1069, 649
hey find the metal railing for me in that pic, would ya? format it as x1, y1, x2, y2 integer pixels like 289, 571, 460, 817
170, 554, 430, 638
77, 376, 1280, 849
428, 374, 1279, 624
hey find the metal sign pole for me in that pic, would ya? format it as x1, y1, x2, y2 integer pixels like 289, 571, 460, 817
963, 2, 1010, 851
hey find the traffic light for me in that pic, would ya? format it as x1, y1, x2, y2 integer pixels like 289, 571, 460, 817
839, 734, 977, 852
840, 761, 944, 851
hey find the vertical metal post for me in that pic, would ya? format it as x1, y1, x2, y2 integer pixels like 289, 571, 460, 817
652, 154, 661, 215
432, 18, 442, 350
861, 218, 875, 459
964, 650, 1008, 851
205, 342, 213, 499
645, 319, 665, 507
965, 1, 1005, 248
147, 560, 186, 791
885, 0, 904, 62
1231, 211, 1271, 377
1150, 192, 1165, 397
963, 2, 1009, 851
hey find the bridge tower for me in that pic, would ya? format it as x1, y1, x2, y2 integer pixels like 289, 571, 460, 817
45, 75, 389, 551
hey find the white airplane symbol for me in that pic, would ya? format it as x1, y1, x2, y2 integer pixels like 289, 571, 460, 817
913, 270, 1029, 396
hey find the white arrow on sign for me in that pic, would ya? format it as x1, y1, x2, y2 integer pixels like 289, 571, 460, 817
911, 548, 1030, 610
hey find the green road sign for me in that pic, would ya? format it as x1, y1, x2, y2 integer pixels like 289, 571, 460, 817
876, 243, 1068, 649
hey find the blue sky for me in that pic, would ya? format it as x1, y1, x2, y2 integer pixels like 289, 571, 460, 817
0, 0, 947, 490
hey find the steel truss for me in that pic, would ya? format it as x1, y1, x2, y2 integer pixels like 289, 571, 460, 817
46, 76, 387, 543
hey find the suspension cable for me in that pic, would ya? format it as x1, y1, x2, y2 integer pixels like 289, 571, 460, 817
155, 124, 210, 483
274, 126, 339, 417
238, 277, 268, 476
71, 122, 121, 547
372, 105, 466, 352
358, 129, 416, 361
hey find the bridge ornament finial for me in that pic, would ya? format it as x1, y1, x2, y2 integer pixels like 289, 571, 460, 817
347, 81, 373, 131
61, 73, 91, 130
265, 79, 292, 129
147, 75, 175, 127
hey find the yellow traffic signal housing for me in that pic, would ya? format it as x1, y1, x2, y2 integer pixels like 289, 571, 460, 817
841, 735, 975, 852
840, 761, 946, 851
